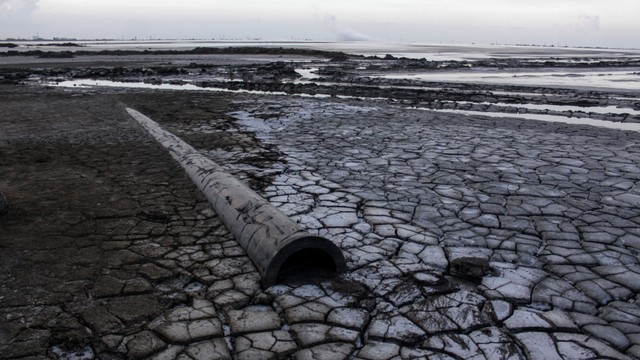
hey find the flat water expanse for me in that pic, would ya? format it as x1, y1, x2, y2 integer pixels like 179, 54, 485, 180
380, 69, 640, 91
8, 40, 640, 60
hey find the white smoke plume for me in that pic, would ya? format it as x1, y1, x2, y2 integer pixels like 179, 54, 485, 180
326, 14, 371, 42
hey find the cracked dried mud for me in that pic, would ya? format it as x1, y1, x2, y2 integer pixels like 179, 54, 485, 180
1, 47, 640, 359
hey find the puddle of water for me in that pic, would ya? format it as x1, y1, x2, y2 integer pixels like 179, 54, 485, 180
295, 68, 321, 80
47, 79, 390, 102
380, 70, 640, 91
491, 90, 548, 97
47, 79, 640, 132
612, 96, 640, 102
48, 79, 288, 96
417, 107, 640, 132
49, 345, 94, 360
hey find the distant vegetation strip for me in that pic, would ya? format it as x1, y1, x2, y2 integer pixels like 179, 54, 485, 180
0, 46, 353, 60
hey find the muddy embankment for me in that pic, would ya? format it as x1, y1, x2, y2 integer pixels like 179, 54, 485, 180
2, 46, 640, 123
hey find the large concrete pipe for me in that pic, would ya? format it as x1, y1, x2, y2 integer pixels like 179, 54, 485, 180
126, 108, 346, 287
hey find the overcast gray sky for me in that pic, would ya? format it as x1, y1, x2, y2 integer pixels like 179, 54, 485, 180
1, 0, 638, 48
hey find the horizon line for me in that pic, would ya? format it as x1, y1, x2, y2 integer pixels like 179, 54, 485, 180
2, 37, 639, 52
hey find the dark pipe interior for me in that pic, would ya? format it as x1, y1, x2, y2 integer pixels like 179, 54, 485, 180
276, 248, 338, 283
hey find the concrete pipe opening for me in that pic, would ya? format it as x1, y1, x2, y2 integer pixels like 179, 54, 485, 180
127, 108, 347, 288
264, 235, 347, 287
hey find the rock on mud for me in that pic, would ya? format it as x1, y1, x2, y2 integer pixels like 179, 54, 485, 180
0, 191, 8, 214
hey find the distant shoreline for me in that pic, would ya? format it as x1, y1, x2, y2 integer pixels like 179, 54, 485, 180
2, 39, 639, 52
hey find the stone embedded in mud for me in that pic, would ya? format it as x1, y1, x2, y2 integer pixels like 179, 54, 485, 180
447, 247, 493, 279
0, 191, 8, 214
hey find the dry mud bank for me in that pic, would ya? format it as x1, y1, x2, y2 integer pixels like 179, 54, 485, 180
1, 47, 640, 359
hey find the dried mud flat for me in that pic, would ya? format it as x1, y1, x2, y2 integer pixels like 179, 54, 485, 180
1, 48, 640, 360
